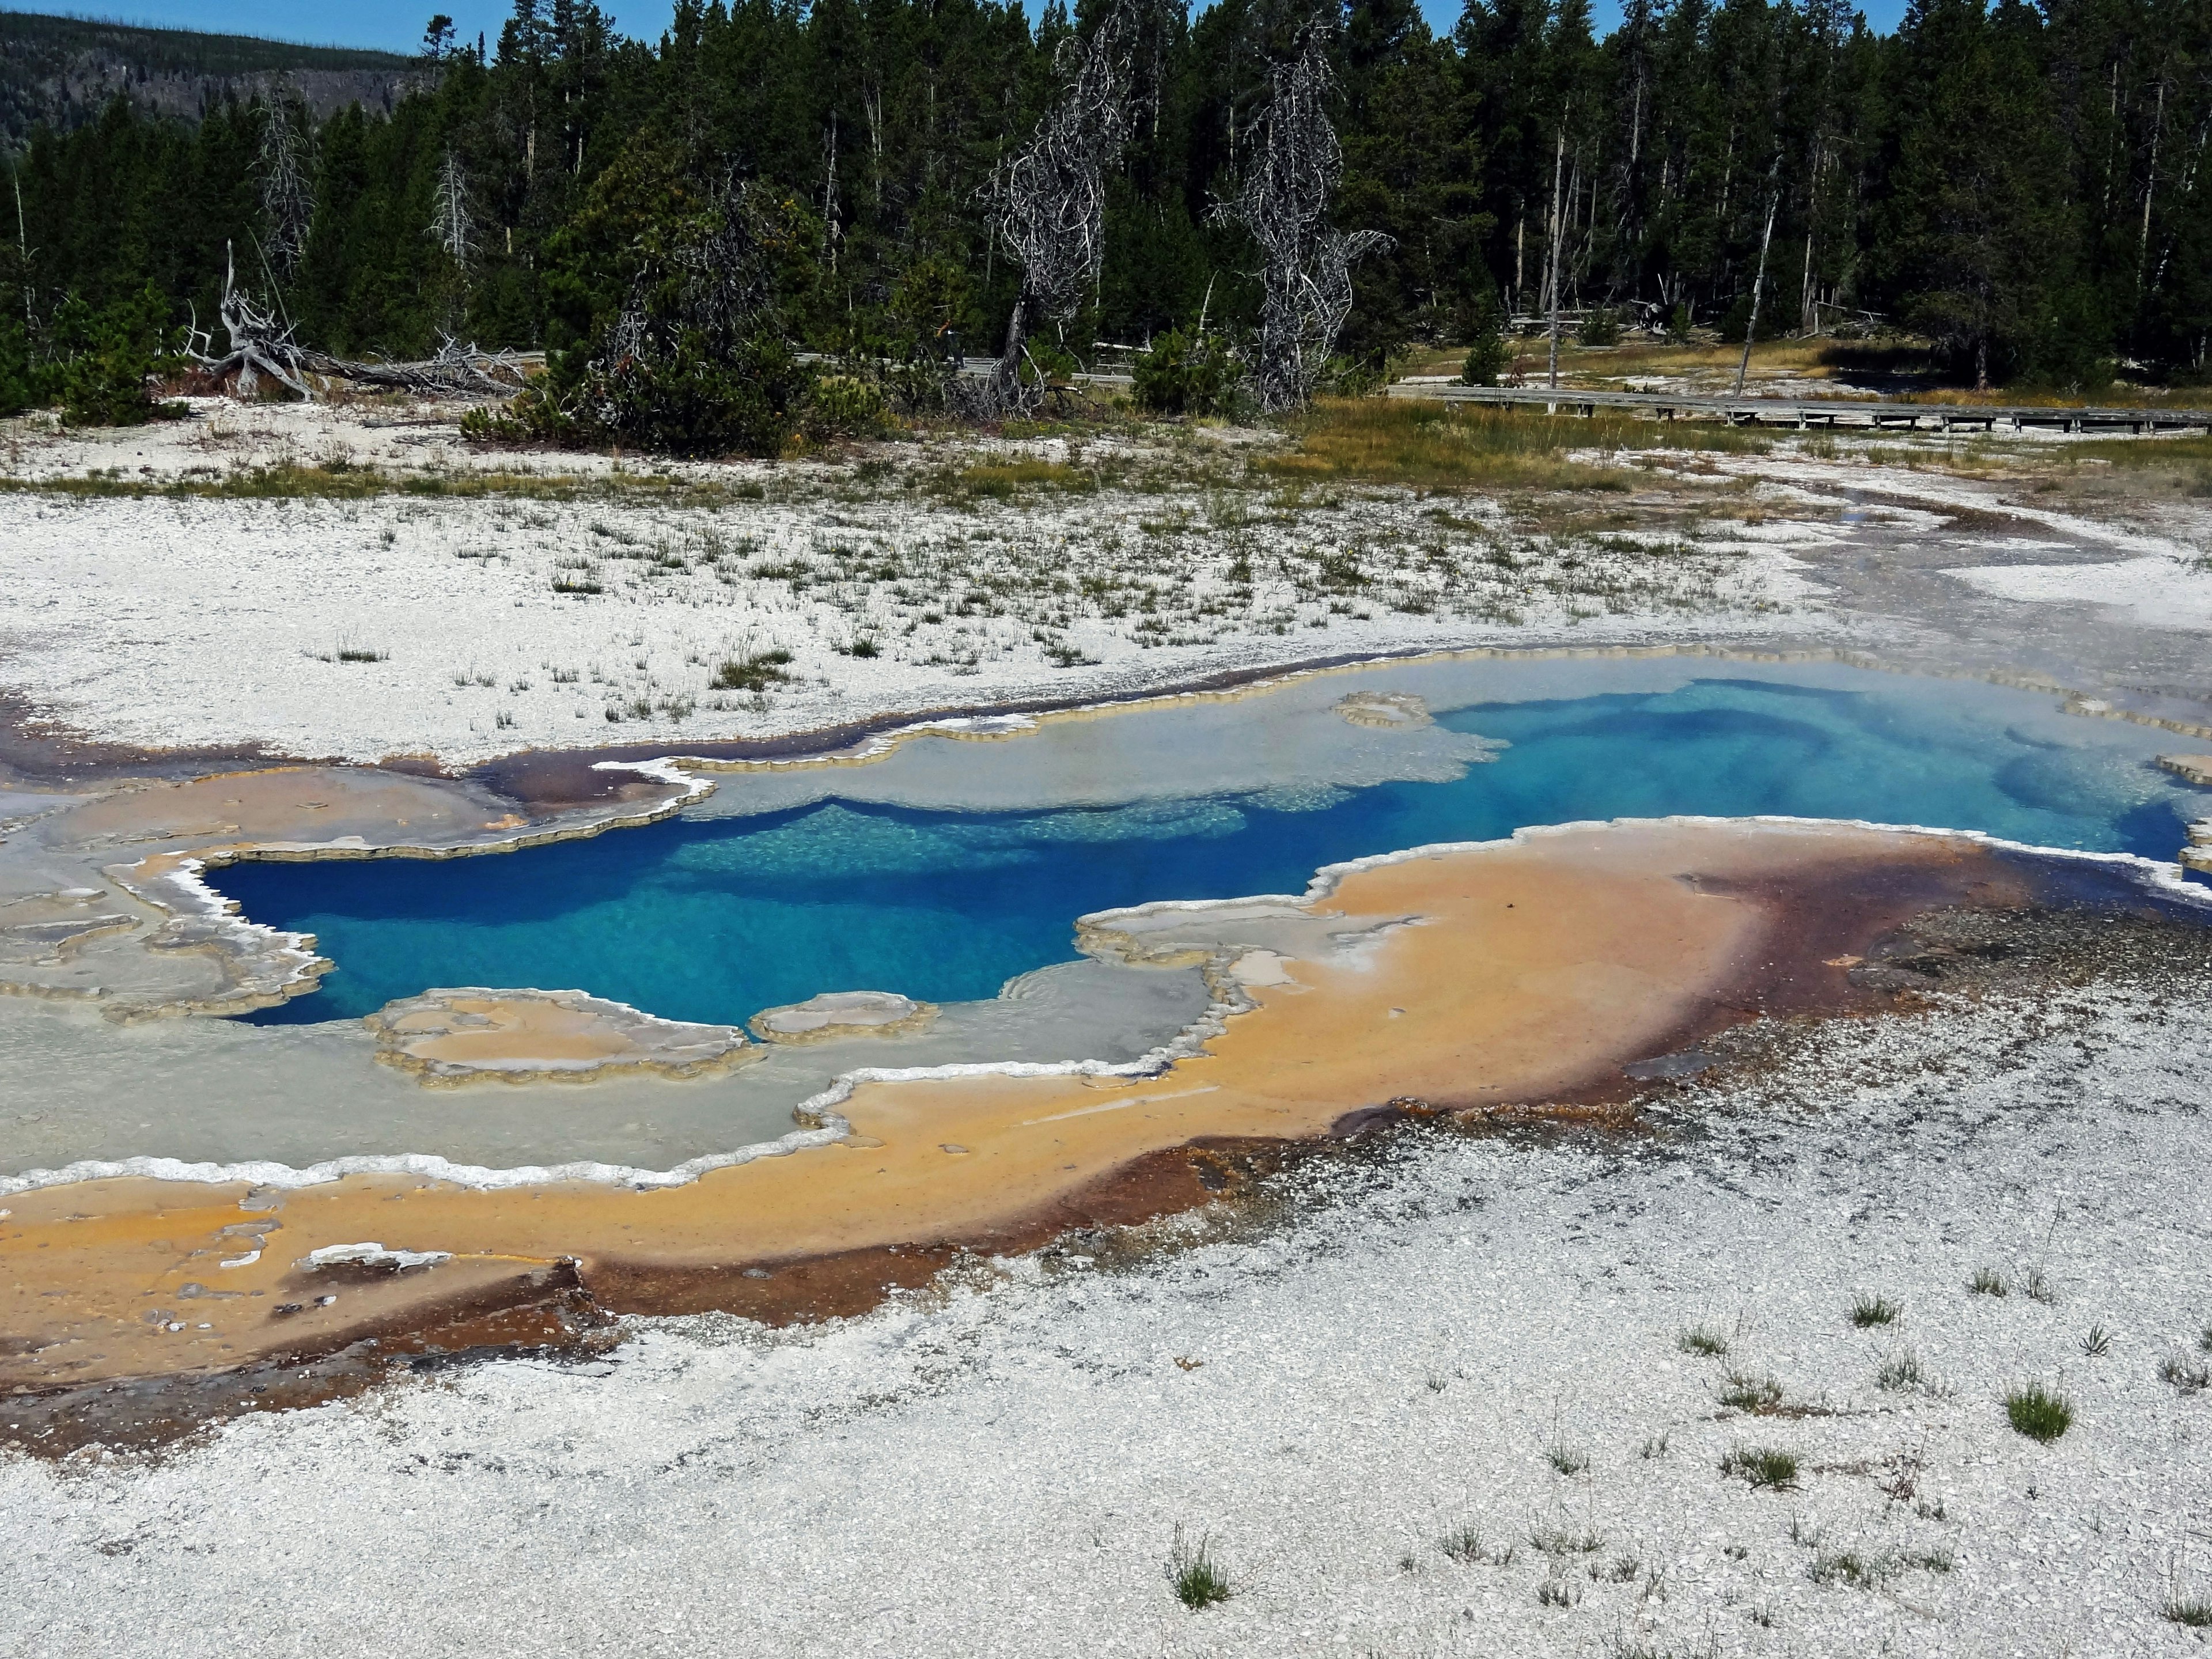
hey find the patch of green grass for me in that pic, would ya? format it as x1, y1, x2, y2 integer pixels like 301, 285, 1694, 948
710, 647, 794, 692
1876, 1350, 1926, 1392
1528, 1520, 1605, 1556
1546, 1433, 1592, 1476
2168, 1591, 2212, 1628
1719, 1445, 1801, 1491
929, 457, 1100, 501
1969, 1266, 2008, 1297
2067, 431, 2212, 469
1808, 1547, 1897, 1590
2004, 1382, 2074, 1442
1677, 1324, 1730, 1358
1165, 1527, 1231, 1610
1439, 1522, 1516, 1566
0, 462, 771, 507
1851, 1294, 1902, 1328
1259, 399, 1768, 494
1717, 1369, 1785, 1412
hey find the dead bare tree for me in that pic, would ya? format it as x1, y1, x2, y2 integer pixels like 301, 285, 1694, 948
187, 243, 314, 397
1216, 12, 1389, 413
257, 92, 315, 282
188, 242, 528, 400
981, 3, 1136, 414
429, 151, 479, 265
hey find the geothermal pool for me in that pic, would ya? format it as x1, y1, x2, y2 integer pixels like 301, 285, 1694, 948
219, 659, 2207, 1029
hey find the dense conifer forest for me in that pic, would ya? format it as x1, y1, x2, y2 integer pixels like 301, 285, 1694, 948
1, 0, 2208, 431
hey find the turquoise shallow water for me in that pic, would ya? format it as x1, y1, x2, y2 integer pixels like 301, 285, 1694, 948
224, 672, 2207, 1028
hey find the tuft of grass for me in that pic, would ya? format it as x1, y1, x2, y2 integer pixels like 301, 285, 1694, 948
1165, 1527, 1231, 1610
711, 646, 794, 692
1546, 1433, 1592, 1476
1851, 1294, 1902, 1328
2157, 1354, 2211, 1394
1677, 1324, 1730, 1358
1969, 1267, 2008, 1297
2024, 1269, 2058, 1305
1439, 1522, 1516, 1567
2004, 1382, 2074, 1442
1528, 1520, 1605, 1557
1717, 1369, 1785, 1412
2081, 1323, 2113, 1357
1719, 1445, 1801, 1491
1876, 1350, 1927, 1392
2200, 1321, 2212, 1354
1639, 1430, 1671, 1460
1536, 1574, 1580, 1608
2168, 1591, 2212, 1628
1808, 1547, 1897, 1590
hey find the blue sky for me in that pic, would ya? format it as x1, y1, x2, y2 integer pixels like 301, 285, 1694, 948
20, 0, 1908, 57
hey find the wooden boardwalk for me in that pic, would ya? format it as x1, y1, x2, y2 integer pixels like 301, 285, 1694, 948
1387, 381, 2212, 434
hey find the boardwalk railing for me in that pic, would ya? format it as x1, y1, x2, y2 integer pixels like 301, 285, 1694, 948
1387, 381, 2212, 435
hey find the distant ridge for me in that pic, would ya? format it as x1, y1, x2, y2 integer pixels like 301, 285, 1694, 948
0, 9, 420, 148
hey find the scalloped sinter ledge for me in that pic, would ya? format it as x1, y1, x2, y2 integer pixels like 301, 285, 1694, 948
365, 988, 755, 1086
1335, 690, 1434, 729
748, 990, 939, 1044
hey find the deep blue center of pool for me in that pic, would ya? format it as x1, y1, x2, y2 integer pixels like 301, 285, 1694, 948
224, 676, 2204, 1027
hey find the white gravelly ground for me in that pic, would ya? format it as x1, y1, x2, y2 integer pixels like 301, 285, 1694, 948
4, 981, 2209, 1657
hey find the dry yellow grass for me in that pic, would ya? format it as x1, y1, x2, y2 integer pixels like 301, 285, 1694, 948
1260, 397, 1771, 493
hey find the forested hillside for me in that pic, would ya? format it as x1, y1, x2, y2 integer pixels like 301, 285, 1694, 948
2, 0, 2209, 414
0, 12, 418, 150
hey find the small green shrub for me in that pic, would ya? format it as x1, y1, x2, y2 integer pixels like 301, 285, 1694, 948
46, 282, 186, 427
1576, 306, 1622, 347
1677, 1325, 1730, 1358
1969, 1267, 2008, 1297
1132, 328, 1246, 419
802, 373, 890, 440
1461, 296, 1509, 386
2168, 1591, 2212, 1628
2080, 1323, 2112, 1357
2004, 1382, 2073, 1442
1166, 1527, 1231, 1609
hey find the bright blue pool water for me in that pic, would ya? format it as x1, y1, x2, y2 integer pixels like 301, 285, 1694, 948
224, 673, 2206, 1028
